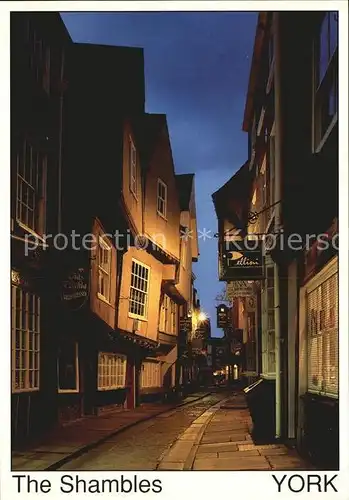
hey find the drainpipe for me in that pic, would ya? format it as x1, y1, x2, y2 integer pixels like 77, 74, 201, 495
273, 12, 282, 439
57, 49, 65, 234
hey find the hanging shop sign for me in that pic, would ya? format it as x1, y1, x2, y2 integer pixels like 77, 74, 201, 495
179, 316, 192, 332
226, 280, 254, 298
219, 240, 264, 281
61, 267, 89, 310
217, 303, 230, 328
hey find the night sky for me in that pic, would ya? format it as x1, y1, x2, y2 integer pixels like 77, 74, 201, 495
61, 11, 257, 337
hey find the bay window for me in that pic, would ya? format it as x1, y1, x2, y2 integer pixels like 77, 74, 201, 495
129, 259, 150, 319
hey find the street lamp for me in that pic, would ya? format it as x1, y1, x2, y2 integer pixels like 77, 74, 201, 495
198, 312, 207, 322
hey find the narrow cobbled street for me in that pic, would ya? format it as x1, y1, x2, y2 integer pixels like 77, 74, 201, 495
57, 392, 226, 471
31, 389, 311, 472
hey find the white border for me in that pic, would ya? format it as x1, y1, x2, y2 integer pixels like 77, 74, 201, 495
1, 2, 348, 499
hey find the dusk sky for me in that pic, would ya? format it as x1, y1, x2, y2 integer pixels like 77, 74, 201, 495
61, 11, 257, 337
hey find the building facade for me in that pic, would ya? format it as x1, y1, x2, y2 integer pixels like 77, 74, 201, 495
213, 11, 338, 468
11, 12, 200, 446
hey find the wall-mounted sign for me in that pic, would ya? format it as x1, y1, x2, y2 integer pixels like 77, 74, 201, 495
226, 280, 254, 298
11, 269, 29, 288
217, 303, 229, 329
219, 240, 264, 281
179, 317, 192, 332
61, 268, 89, 311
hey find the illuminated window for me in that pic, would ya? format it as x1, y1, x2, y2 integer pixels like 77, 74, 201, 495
98, 236, 111, 302
129, 136, 137, 197
16, 140, 47, 236
157, 179, 167, 218
141, 361, 161, 388
97, 352, 126, 390
11, 285, 40, 393
307, 265, 338, 397
129, 260, 150, 319
314, 12, 338, 149
160, 294, 177, 334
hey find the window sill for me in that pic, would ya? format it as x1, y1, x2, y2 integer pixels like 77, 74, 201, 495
130, 188, 138, 201
261, 373, 276, 380
16, 220, 47, 246
12, 388, 40, 394
58, 389, 79, 394
97, 292, 112, 305
314, 112, 338, 154
97, 387, 126, 392
128, 312, 148, 322
157, 211, 167, 221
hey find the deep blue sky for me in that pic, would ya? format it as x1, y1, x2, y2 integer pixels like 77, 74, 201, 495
61, 11, 257, 337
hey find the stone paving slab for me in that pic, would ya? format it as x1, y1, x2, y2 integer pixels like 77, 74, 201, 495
259, 447, 291, 456
193, 455, 271, 471
198, 442, 239, 453
195, 451, 218, 459
219, 449, 260, 458
157, 461, 185, 470
163, 441, 193, 462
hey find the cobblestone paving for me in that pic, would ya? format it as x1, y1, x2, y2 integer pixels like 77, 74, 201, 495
58, 393, 227, 471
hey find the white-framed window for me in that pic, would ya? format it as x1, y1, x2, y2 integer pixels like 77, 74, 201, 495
11, 284, 40, 393
313, 11, 338, 150
129, 135, 137, 197
28, 22, 50, 94
157, 178, 167, 218
160, 294, 178, 335
98, 236, 112, 302
261, 262, 275, 378
129, 259, 150, 319
307, 259, 338, 398
16, 140, 47, 236
57, 340, 79, 393
141, 361, 161, 388
97, 352, 127, 391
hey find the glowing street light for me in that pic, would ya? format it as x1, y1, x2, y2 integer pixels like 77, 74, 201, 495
198, 311, 207, 322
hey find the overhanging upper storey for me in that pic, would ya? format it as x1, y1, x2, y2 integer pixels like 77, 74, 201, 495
175, 173, 199, 262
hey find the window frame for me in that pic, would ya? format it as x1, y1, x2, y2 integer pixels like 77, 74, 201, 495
261, 260, 276, 379
160, 294, 178, 335
157, 178, 167, 219
97, 235, 112, 304
141, 360, 161, 389
28, 22, 51, 94
11, 283, 40, 393
313, 11, 338, 152
305, 257, 338, 398
97, 352, 127, 391
128, 259, 150, 320
129, 135, 137, 198
16, 139, 47, 238
57, 341, 79, 394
